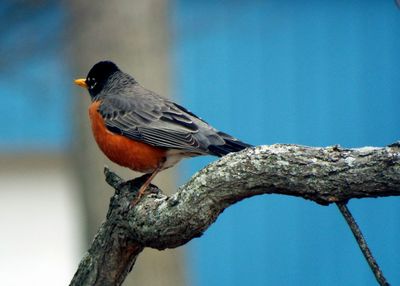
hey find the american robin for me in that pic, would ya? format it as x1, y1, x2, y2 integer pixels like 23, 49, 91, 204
75, 61, 251, 198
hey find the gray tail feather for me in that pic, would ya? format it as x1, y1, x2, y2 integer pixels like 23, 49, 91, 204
208, 131, 253, 157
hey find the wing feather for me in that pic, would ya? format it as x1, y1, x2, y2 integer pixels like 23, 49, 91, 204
98, 93, 207, 153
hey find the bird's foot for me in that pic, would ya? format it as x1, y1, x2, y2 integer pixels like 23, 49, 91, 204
130, 183, 149, 206
130, 168, 161, 206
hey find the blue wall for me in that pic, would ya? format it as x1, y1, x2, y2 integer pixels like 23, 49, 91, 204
0, 3, 70, 152
173, 1, 400, 285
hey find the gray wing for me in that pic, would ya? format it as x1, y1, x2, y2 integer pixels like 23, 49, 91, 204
98, 87, 227, 155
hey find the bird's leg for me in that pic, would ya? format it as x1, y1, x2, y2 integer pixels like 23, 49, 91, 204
132, 164, 163, 205
137, 169, 160, 197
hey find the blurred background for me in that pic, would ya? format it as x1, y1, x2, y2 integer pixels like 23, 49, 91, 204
0, 0, 399, 285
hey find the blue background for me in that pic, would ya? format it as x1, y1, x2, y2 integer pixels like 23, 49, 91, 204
0, 1, 399, 285
173, 1, 400, 285
0, 3, 70, 152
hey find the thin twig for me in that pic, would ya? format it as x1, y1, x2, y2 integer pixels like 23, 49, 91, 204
336, 202, 390, 286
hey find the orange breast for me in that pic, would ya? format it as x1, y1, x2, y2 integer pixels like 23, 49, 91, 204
88, 101, 167, 173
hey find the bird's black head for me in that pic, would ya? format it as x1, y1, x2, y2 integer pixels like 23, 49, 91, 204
75, 61, 121, 98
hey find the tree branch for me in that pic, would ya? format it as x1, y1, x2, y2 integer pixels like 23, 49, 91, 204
336, 202, 389, 286
70, 143, 400, 286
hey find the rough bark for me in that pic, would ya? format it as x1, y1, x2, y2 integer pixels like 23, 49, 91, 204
70, 143, 400, 286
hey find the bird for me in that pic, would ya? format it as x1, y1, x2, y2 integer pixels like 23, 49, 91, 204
74, 61, 252, 199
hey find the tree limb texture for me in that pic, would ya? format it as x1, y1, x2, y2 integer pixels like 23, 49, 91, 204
336, 202, 389, 286
70, 143, 400, 286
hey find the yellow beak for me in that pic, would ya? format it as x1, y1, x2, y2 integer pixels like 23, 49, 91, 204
74, 78, 88, 89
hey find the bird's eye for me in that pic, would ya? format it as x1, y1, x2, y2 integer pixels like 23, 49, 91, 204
90, 79, 97, 89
